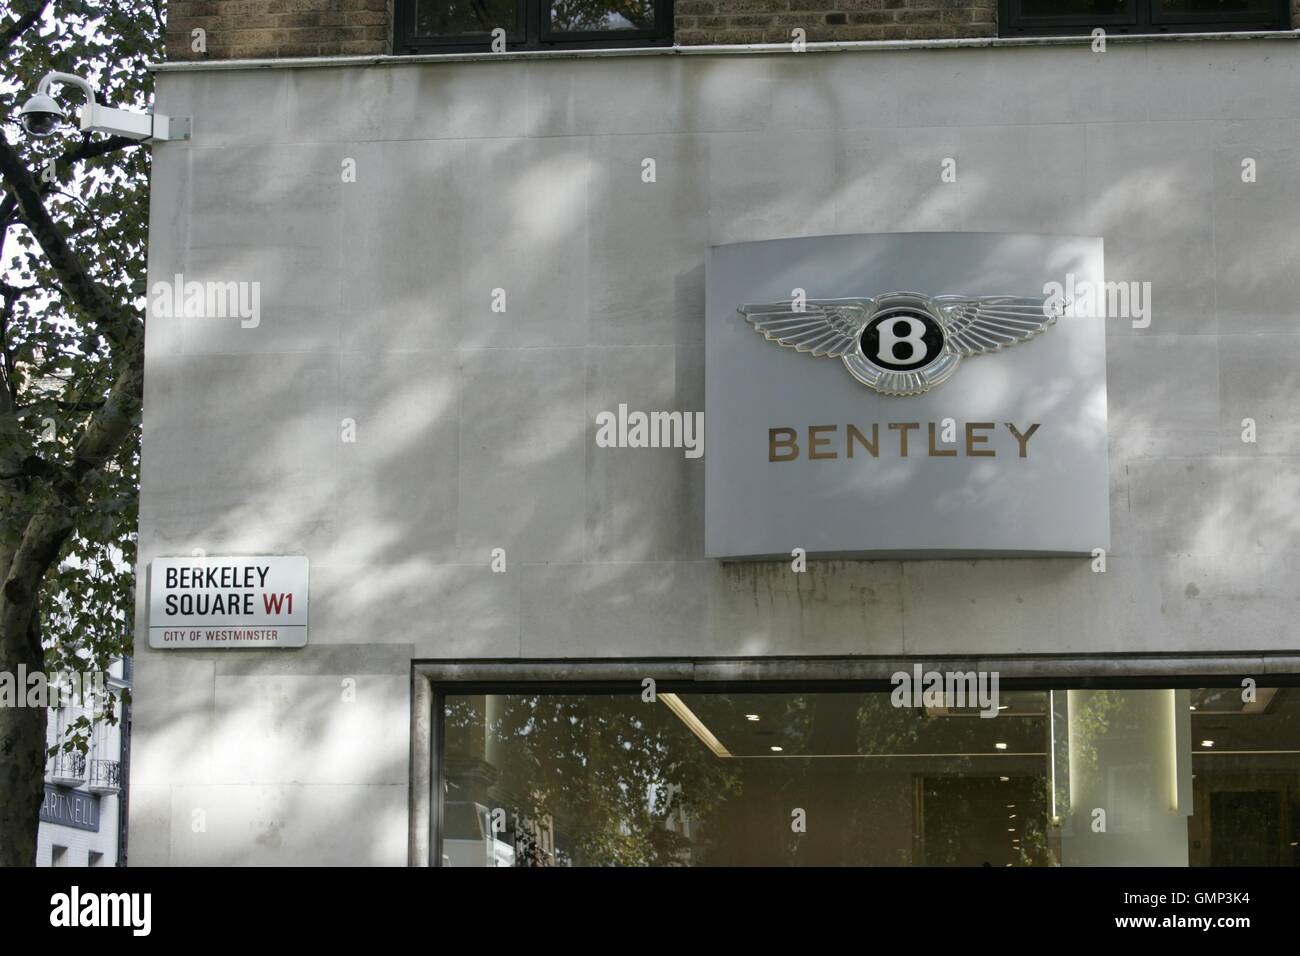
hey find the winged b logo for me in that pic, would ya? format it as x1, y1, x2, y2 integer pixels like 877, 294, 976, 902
737, 291, 1061, 396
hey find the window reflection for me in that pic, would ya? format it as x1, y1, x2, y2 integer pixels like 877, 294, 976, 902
1020, 0, 1130, 15
1159, 0, 1272, 12
414, 0, 519, 36
438, 686, 1300, 866
410, 0, 658, 38
549, 0, 655, 32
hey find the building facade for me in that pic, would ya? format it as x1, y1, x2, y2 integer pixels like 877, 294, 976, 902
38, 659, 130, 867
132, 3, 1300, 865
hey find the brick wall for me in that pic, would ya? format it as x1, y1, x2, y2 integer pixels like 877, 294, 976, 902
165, 0, 390, 60
675, 0, 997, 45
164, 0, 1299, 60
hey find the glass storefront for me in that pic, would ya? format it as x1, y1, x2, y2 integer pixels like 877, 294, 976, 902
436, 683, 1300, 867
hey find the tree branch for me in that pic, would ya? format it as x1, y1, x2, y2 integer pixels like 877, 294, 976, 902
0, 454, 55, 481
0, 0, 50, 53
56, 398, 107, 412
14, 399, 108, 414
1, 356, 142, 630
0, 131, 144, 357
0, 287, 16, 410
61, 135, 142, 169
0, 135, 142, 232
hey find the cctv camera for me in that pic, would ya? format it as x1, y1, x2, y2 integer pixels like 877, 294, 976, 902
18, 92, 66, 137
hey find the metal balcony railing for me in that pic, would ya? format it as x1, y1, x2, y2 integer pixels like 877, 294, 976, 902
88, 758, 121, 795
48, 751, 86, 787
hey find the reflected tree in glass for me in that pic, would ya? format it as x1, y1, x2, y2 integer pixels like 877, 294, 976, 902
444, 694, 740, 866
415, 0, 520, 35
549, 0, 655, 31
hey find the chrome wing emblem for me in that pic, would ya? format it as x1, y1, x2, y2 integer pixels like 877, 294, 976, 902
738, 292, 1060, 396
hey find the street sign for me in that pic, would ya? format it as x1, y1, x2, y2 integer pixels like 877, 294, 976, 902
149, 555, 309, 648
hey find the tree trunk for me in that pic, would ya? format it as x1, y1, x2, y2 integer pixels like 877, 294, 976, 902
0, 602, 45, 866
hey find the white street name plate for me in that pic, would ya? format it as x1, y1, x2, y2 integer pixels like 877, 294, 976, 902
149, 556, 309, 648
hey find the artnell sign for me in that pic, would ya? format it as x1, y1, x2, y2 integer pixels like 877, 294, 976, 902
149, 555, 309, 648
704, 233, 1110, 559
40, 785, 99, 832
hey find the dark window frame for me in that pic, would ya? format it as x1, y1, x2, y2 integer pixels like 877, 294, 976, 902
998, 0, 1289, 36
393, 0, 675, 54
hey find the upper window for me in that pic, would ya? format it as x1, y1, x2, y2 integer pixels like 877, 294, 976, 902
394, 0, 674, 53
999, 0, 1289, 36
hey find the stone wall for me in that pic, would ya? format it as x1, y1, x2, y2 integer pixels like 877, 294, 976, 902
133, 39, 1300, 861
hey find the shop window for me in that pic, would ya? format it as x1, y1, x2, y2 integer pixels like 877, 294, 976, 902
431, 682, 1300, 866
999, 0, 1288, 35
394, 0, 674, 53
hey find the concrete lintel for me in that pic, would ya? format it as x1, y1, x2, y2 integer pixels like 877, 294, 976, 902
149, 30, 1300, 74
413, 655, 1300, 685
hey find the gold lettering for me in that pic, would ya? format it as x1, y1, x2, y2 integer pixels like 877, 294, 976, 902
1004, 422, 1040, 458
767, 421, 1036, 460
847, 423, 878, 458
808, 425, 837, 460
965, 422, 995, 457
928, 422, 956, 457
769, 427, 799, 462
888, 422, 920, 457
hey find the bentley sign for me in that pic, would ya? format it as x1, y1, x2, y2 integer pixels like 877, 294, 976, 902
705, 233, 1110, 559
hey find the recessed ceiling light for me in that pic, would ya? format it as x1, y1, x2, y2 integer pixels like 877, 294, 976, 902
998, 705, 1008, 710
745, 714, 760, 721
1006, 804, 1016, 809
1007, 828, 1016, 832
1190, 705, 1197, 711
995, 742, 1008, 750
1201, 740, 1215, 748
1008, 814, 1017, 819
999, 776, 1010, 782
770, 745, 783, 752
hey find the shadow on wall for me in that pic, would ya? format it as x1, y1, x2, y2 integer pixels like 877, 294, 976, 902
141, 90, 1300, 651
134, 53, 1300, 861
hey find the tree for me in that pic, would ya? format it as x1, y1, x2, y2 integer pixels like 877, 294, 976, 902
0, 0, 159, 866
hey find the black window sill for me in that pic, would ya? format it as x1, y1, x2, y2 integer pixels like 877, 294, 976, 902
397, 37, 675, 55
998, 0, 1291, 38
1002, 23, 1290, 37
